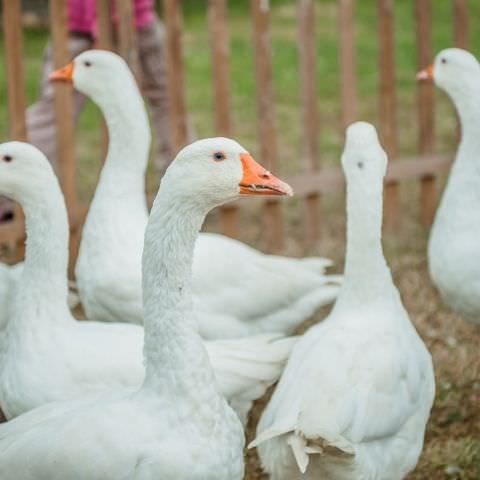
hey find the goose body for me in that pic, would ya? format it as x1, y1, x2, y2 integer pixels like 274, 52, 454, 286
250, 123, 435, 480
0, 141, 295, 426
63, 50, 340, 338
418, 48, 480, 325
0, 137, 293, 479
0, 262, 21, 332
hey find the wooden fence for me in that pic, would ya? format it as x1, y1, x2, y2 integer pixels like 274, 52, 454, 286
0, 0, 469, 266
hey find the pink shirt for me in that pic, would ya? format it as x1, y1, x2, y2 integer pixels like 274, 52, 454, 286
68, 0, 154, 35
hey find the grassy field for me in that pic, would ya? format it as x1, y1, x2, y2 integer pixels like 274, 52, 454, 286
1, 0, 479, 478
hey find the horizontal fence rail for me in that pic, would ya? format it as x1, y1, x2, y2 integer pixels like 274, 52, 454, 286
0, 0, 465, 263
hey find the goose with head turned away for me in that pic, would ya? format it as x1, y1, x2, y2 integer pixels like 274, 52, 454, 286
50, 50, 341, 340
418, 48, 480, 326
0, 140, 296, 429
249, 122, 435, 480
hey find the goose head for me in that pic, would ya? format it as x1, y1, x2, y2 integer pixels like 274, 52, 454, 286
0, 142, 55, 204
160, 137, 293, 209
341, 122, 387, 193
417, 48, 480, 101
49, 50, 134, 103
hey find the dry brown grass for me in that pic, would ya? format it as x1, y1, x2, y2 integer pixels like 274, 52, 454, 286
219, 183, 480, 480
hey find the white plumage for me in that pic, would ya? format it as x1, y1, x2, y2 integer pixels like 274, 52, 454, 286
0, 136, 293, 479
421, 48, 480, 325
0, 262, 21, 332
250, 122, 435, 480
70, 50, 340, 338
0, 141, 295, 427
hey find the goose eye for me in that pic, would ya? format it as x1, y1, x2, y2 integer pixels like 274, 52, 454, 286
2, 155, 13, 163
213, 151, 226, 162
84, 61, 92, 67
357, 161, 364, 169
441, 58, 447, 64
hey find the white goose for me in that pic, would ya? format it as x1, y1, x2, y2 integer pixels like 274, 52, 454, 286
249, 123, 435, 479
0, 141, 296, 426
418, 48, 480, 325
51, 50, 340, 339
0, 137, 293, 479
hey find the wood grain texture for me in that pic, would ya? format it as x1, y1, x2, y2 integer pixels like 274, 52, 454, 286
453, 0, 469, 49
50, 0, 79, 276
117, 0, 140, 77
208, 0, 239, 238
338, 0, 358, 129
298, 0, 320, 247
96, 0, 114, 51
163, 0, 189, 152
251, 0, 283, 251
2, 0, 27, 259
415, 0, 436, 226
378, 0, 399, 231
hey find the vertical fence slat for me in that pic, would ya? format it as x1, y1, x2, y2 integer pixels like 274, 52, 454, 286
298, 0, 320, 248
117, 0, 140, 78
163, 0, 189, 152
50, 0, 79, 276
96, 0, 114, 51
453, 0, 469, 49
96, 0, 114, 161
50, 0, 77, 213
338, 0, 358, 129
415, 0, 436, 226
208, 0, 232, 137
3, 0, 27, 141
208, 0, 238, 238
378, 0, 399, 231
0, 1, 24, 420
251, 0, 283, 251
2, 0, 27, 263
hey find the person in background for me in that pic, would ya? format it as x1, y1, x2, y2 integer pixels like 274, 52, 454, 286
0, 0, 172, 223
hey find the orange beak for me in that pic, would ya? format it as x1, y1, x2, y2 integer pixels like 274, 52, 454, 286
416, 64, 434, 82
239, 153, 293, 197
49, 62, 74, 83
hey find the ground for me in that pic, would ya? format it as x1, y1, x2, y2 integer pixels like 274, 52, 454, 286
0, 0, 479, 478
240, 202, 480, 479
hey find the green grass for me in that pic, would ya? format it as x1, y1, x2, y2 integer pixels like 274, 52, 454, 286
1, 0, 479, 201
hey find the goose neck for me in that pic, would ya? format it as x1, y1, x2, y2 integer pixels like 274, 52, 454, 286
337, 177, 392, 307
446, 85, 480, 184
12, 179, 71, 326
94, 81, 151, 183
450, 83, 480, 139
141, 187, 219, 402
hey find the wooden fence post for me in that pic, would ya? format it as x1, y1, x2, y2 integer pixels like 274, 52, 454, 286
251, 0, 284, 252
415, 0, 436, 226
338, 0, 358, 130
50, 0, 79, 276
163, 0, 189, 153
96, 0, 114, 51
453, 0, 469, 49
96, 0, 114, 161
117, 0, 140, 76
298, 0, 320, 248
1, 0, 27, 262
378, 0, 399, 231
208, 0, 238, 238
3, 0, 27, 142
